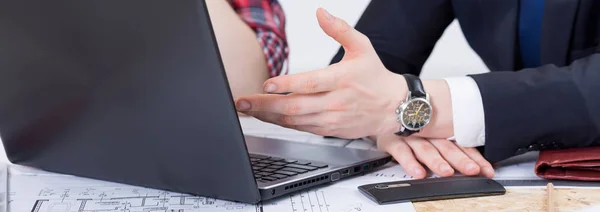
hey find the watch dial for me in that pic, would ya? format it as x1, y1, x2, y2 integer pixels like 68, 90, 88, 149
401, 99, 432, 130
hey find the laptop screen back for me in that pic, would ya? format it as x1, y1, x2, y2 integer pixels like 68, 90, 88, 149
0, 0, 260, 203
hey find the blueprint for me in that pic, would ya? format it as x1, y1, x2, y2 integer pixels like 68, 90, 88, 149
0, 163, 6, 212
7, 164, 414, 212
9, 173, 259, 212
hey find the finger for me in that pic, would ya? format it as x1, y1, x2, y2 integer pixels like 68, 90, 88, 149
263, 65, 342, 94
429, 139, 480, 176
405, 137, 455, 177
316, 8, 372, 54
378, 135, 427, 179
462, 147, 495, 178
235, 93, 328, 115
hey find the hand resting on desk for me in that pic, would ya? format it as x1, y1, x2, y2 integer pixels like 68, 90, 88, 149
376, 133, 494, 179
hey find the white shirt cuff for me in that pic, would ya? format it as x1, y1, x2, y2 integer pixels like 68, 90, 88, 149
443, 77, 486, 147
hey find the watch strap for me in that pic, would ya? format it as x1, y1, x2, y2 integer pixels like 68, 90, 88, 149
403, 74, 426, 98
395, 130, 416, 137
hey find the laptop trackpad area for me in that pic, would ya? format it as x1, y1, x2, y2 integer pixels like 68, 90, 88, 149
244, 136, 387, 166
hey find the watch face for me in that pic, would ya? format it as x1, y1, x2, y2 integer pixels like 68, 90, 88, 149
399, 98, 432, 131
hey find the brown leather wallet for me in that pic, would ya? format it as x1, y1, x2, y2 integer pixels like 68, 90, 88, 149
535, 146, 600, 181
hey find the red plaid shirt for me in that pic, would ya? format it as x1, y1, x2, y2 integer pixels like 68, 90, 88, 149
227, 0, 289, 77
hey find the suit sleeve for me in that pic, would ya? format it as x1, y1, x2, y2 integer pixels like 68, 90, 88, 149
470, 48, 600, 163
330, 0, 455, 75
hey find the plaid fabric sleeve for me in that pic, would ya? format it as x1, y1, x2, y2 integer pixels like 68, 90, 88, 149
227, 0, 289, 77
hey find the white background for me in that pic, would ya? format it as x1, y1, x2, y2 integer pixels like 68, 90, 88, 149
0, 1, 490, 163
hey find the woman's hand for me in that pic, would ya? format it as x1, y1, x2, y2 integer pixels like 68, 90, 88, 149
376, 133, 495, 179
235, 8, 407, 139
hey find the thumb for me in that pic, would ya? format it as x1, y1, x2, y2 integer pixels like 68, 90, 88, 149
316, 8, 372, 54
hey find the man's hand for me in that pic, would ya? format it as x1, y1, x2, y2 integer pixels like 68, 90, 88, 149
376, 133, 495, 178
234, 8, 407, 139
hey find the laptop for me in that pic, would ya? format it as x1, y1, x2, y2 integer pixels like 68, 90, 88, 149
0, 0, 392, 203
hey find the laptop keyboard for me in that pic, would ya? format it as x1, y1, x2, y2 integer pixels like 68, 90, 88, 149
249, 154, 329, 183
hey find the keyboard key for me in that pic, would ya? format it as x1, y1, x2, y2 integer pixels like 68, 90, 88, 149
250, 158, 262, 162
260, 160, 275, 164
307, 162, 328, 168
294, 161, 311, 165
252, 166, 262, 171
281, 167, 308, 174
257, 172, 271, 176
275, 170, 298, 176
270, 174, 288, 179
261, 176, 277, 181
269, 157, 284, 162
271, 162, 287, 166
254, 174, 263, 178
283, 159, 297, 163
269, 165, 284, 169
261, 168, 277, 173
254, 163, 269, 167
250, 154, 270, 159
286, 164, 318, 171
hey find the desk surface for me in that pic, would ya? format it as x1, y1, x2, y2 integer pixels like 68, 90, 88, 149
414, 188, 600, 212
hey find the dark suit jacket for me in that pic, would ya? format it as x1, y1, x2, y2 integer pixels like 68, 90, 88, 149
331, 0, 600, 163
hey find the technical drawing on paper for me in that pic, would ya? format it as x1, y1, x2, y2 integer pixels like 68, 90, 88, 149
8, 171, 414, 212
14, 186, 260, 212
8, 172, 414, 212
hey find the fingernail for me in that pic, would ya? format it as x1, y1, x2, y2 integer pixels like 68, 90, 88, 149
236, 100, 250, 111
264, 83, 277, 93
466, 162, 478, 173
440, 164, 452, 173
322, 9, 334, 21
483, 167, 495, 177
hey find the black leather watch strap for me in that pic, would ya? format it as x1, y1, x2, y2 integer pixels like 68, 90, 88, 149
403, 74, 426, 98
395, 130, 416, 137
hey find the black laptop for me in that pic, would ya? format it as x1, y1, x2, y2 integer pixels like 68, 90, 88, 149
0, 0, 391, 203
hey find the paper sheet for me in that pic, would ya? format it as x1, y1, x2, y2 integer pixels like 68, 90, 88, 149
492, 151, 542, 180
8, 166, 414, 212
0, 163, 6, 212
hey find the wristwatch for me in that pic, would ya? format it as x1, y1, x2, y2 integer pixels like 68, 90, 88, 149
395, 74, 433, 136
